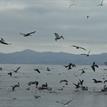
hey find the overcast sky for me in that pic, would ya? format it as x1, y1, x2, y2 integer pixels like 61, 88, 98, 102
0, 0, 107, 54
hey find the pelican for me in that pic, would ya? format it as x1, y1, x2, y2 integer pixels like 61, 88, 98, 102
92, 79, 102, 83
64, 63, 76, 70
54, 33, 64, 41
81, 50, 90, 57
59, 80, 68, 85
20, 31, 36, 37
13, 66, 21, 73
91, 62, 99, 72
34, 68, 40, 73
0, 38, 11, 45
72, 45, 87, 51
12, 82, 20, 91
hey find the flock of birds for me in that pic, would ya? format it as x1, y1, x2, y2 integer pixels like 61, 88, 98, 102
0, 0, 106, 106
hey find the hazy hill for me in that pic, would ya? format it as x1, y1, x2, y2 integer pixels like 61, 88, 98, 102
0, 49, 107, 64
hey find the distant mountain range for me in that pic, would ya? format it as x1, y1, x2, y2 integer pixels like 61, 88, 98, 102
0, 49, 107, 64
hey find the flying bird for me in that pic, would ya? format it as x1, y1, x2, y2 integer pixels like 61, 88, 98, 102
20, 31, 36, 37
13, 66, 21, 73
81, 50, 90, 57
91, 62, 99, 72
72, 45, 87, 51
34, 68, 41, 73
54, 33, 64, 41
92, 79, 102, 83
64, 63, 76, 70
59, 80, 68, 85
0, 38, 11, 45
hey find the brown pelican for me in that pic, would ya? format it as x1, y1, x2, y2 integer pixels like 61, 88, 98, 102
34, 68, 40, 73
81, 50, 90, 57
28, 81, 39, 88
92, 79, 102, 83
12, 82, 20, 91
91, 62, 99, 72
20, 31, 36, 37
72, 45, 87, 51
64, 63, 76, 70
13, 66, 21, 73
54, 33, 64, 41
8, 72, 12, 77
59, 80, 68, 85
46, 67, 51, 71
0, 38, 11, 45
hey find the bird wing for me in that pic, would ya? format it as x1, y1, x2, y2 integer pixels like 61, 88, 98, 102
79, 47, 87, 51
54, 33, 60, 38
28, 31, 36, 35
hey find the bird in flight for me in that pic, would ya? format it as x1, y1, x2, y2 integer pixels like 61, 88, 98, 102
20, 31, 36, 37
0, 38, 11, 45
34, 68, 41, 73
72, 45, 87, 51
54, 33, 64, 41
81, 50, 90, 57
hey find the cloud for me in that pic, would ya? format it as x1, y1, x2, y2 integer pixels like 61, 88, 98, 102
0, 0, 106, 53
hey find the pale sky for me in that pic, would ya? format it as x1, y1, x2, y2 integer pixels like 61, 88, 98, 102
0, 0, 107, 54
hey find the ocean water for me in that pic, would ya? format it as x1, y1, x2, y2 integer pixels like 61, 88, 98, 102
0, 64, 107, 107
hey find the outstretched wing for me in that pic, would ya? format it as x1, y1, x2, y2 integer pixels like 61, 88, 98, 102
54, 33, 60, 38
28, 31, 36, 35
79, 47, 87, 51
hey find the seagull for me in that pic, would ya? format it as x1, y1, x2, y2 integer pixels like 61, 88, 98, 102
13, 66, 21, 73
34, 68, 40, 73
72, 45, 87, 51
0, 38, 11, 45
20, 31, 36, 37
91, 62, 99, 72
81, 50, 90, 57
54, 33, 64, 41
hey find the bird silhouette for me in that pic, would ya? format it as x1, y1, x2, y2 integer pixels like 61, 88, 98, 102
72, 45, 87, 51
13, 66, 21, 73
34, 68, 40, 73
92, 79, 102, 83
0, 38, 11, 45
54, 33, 64, 41
11, 82, 20, 91
20, 31, 36, 37
64, 63, 76, 70
91, 62, 99, 72
81, 50, 90, 57
59, 80, 68, 85
8, 72, 12, 77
